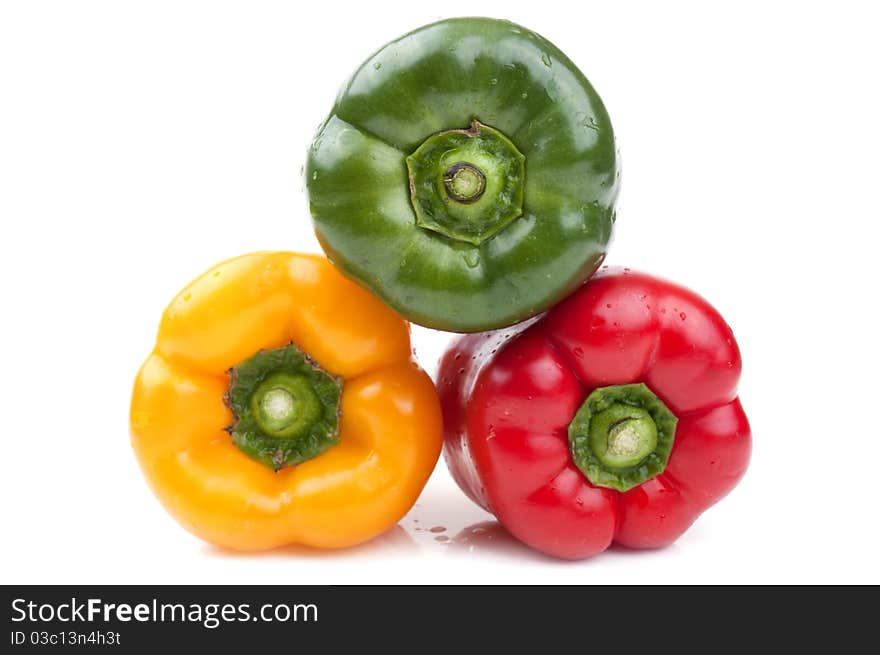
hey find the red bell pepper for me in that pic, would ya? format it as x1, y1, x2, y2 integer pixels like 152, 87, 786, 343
439, 268, 751, 559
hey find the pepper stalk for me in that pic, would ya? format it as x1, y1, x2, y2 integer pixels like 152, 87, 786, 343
568, 383, 677, 492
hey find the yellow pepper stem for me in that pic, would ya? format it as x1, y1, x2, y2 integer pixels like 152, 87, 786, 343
224, 343, 342, 471
250, 372, 322, 438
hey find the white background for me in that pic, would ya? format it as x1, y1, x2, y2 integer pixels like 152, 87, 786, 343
2, 1, 878, 584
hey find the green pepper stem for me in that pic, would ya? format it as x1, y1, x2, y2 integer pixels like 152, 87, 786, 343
444, 163, 486, 203
568, 383, 677, 492
405, 120, 525, 246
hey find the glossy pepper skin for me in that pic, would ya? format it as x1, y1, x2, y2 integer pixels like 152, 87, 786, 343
130, 252, 442, 551
439, 268, 751, 559
306, 17, 619, 332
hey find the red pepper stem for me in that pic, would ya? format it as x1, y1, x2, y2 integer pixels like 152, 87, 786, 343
600, 411, 657, 467
568, 383, 678, 492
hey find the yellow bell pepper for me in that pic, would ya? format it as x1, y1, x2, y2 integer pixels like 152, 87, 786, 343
130, 252, 442, 550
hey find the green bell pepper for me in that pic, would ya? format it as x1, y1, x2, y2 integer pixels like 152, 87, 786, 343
306, 17, 620, 332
